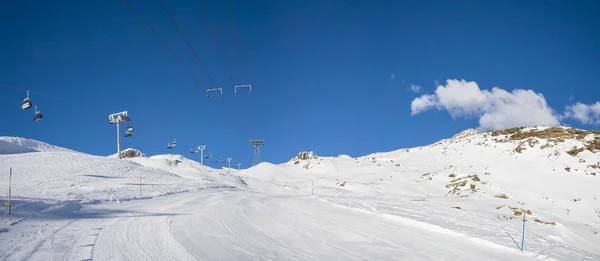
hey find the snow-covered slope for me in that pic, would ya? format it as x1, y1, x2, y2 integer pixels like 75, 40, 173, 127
1, 127, 599, 260
239, 126, 600, 258
0, 140, 244, 203
0, 136, 76, 154
127, 153, 235, 180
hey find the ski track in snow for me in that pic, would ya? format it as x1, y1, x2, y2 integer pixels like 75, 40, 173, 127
3, 188, 598, 260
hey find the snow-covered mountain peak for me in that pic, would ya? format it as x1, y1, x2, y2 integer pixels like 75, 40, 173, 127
0, 136, 76, 154
451, 128, 479, 139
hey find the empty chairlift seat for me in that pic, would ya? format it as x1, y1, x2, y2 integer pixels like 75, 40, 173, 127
33, 106, 42, 121
21, 89, 32, 110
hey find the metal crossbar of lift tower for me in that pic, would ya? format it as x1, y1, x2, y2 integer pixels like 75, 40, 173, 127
249, 139, 264, 145
108, 111, 132, 123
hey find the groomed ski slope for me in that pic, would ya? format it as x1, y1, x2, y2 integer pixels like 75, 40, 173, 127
1, 128, 599, 260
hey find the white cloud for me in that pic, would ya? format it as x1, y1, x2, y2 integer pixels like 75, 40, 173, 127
410, 79, 561, 131
410, 84, 422, 93
410, 94, 436, 115
389, 73, 396, 81
563, 101, 600, 125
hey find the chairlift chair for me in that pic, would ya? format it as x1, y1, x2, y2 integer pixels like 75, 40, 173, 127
124, 132, 132, 138
119, 115, 132, 122
171, 139, 177, 147
167, 143, 173, 150
205, 153, 212, 159
21, 89, 32, 110
33, 106, 42, 121
126, 125, 134, 132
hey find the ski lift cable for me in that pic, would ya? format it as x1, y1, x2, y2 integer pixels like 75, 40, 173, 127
224, 0, 259, 137
122, 0, 205, 90
224, 0, 258, 137
158, 0, 250, 141
125, 0, 251, 142
195, 0, 236, 86
224, 0, 262, 138
221, 90, 257, 138
158, 0, 218, 88
194, 0, 255, 139
217, 94, 248, 132
225, 0, 249, 85
123, 0, 247, 140
0, 83, 66, 102
203, 87, 249, 139
0, 83, 68, 108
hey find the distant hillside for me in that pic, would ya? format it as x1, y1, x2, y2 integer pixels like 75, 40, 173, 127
0, 136, 76, 154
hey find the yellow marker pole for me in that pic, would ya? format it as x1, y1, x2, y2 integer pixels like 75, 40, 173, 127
9, 167, 12, 224
139, 175, 142, 198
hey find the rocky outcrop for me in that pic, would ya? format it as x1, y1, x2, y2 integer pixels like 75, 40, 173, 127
293, 151, 318, 161
119, 148, 146, 158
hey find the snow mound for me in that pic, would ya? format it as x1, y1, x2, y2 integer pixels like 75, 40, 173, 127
337, 154, 353, 159
125, 153, 233, 181
0, 136, 75, 154
149, 154, 195, 165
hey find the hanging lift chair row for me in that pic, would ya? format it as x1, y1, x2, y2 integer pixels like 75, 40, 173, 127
21, 89, 43, 121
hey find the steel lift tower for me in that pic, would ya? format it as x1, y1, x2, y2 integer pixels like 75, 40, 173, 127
249, 139, 264, 166
227, 158, 232, 173
191, 146, 207, 166
108, 111, 132, 159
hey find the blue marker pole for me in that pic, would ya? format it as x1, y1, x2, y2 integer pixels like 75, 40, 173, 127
521, 211, 526, 252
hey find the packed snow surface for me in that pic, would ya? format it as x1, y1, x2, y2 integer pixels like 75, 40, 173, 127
1, 127, 599, 260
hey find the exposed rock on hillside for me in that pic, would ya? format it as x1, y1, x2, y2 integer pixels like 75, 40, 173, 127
119, 148, 147, 158
293, 151, 318, 161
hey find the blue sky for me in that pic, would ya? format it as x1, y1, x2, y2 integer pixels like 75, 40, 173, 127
1, 0, 599, 168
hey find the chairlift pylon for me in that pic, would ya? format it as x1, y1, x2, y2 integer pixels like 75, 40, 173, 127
21, 89, 32, 110
33, 106, 42, 121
